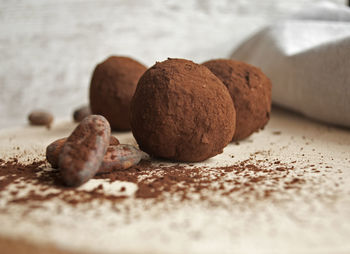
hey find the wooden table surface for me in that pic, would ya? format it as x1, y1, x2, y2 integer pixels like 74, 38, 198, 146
0, 107, 350, 254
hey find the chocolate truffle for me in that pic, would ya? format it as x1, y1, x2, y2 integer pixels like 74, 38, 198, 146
130, 58, 236, 162
203, 59, 271, 141
89, 56, 147, 130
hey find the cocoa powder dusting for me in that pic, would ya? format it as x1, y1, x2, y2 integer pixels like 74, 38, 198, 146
0, 152, 338, 214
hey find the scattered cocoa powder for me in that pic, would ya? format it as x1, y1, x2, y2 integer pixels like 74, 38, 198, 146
0, 159, 126, 207
0, 152, 334, 212
0, 159, 46, 192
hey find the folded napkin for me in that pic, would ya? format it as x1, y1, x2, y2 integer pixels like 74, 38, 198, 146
232, 1, 350, 128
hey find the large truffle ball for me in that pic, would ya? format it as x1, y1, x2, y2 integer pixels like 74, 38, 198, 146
130, 58, 236, 162
203, 59, 271, 141
89, 56, 147, 130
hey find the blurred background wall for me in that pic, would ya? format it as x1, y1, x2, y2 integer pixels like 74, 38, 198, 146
0, 0, 347, 129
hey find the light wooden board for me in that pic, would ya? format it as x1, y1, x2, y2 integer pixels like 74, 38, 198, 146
0, 107, 349, 254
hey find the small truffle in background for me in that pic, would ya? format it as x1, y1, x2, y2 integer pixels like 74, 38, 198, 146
73, 105, 91, 122
28, 110, 54, 128
131, 58, 236, 162
203, 59, 271, 141
89, 56, 147, 131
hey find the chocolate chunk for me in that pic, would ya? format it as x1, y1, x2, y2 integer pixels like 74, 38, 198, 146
98, 144, 145, 174
46, 137, 66, 168
59, 115, 111, 186
109, 136, 120, 146
46, 136, 120, 169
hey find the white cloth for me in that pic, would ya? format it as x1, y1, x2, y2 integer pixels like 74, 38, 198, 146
232, 2, 350, 128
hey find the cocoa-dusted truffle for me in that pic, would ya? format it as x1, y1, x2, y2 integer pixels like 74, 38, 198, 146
203, 59, 271, 141
130, 58, 236, 162
89, 56, 147, 130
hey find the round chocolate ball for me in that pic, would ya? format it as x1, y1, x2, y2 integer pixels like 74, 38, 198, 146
130, 58, 236, 162
203, 59, 271, 141
89, 56, 147, 130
